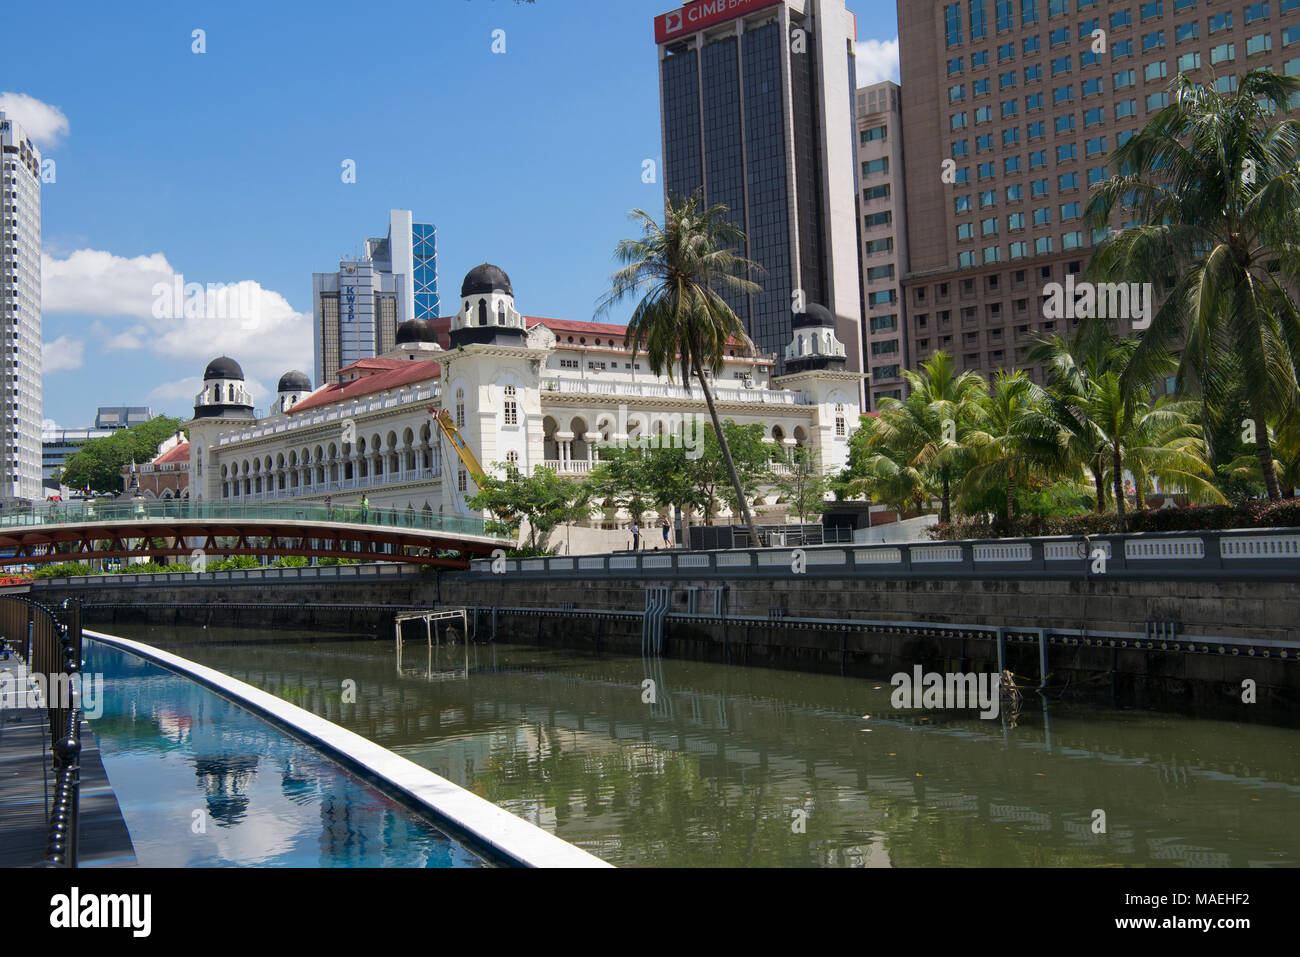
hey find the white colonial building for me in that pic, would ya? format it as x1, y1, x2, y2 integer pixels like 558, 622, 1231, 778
185, 265, 863, 525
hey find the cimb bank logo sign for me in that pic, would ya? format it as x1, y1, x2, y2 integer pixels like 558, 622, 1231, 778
655, 0, 783, 43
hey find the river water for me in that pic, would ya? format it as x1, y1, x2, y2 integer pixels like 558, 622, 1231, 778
100, 626, 1300, 867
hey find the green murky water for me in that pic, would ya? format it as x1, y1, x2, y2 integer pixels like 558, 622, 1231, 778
102, 626, 1300, 867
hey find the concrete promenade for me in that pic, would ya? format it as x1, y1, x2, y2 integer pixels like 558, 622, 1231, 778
0, 658, 136, 867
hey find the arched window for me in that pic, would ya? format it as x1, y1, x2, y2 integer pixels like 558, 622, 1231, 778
455, 388, 465, 428
505, 450, 519, 468
503, 384, 517, 426
497, 303, 506, 325
478, 299, 488, 326
457, 465, 468, 492
227, 384, 234, 402
835, 403, 846, 437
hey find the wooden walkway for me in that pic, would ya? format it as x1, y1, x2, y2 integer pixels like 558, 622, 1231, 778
0, 660, 136, 867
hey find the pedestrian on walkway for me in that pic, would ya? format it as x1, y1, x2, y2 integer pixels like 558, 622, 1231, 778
660, 515, 671, 547
325, 495, 333, 520
360, 495, 370, 522
631, 522, 641, 552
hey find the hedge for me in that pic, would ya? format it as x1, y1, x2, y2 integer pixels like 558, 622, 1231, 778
928, 500, 1300, 540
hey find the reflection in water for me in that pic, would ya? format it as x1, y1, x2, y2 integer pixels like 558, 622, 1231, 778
112, 626, 1300, 868
84, 641, 488, 868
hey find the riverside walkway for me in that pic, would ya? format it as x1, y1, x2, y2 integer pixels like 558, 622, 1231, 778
0, 658, 136, 867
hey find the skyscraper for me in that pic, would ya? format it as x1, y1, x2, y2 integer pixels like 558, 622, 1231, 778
897, 0, 1300, 385
313, 209, 440, 387
0, 111, 43, 505
855, 80, 909, 409
656, 0, 864, 390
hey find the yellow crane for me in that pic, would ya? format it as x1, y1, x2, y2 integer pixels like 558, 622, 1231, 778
430, 408, 487, 483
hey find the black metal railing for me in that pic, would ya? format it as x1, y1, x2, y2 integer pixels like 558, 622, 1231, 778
0, 595, 83, 866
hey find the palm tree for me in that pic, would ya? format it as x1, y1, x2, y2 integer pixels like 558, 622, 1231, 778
960, 371, 1073, 522
842, 415, 930, 516
1225, 411, 1300, 497
1027, 333, 1143, 513
597, 191, 765, 545
861, 351, 986, 523
1083, 68, 1300, 501
1080, 371, 1224, 525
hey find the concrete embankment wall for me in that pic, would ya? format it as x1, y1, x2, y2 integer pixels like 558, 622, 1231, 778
37, 570, 1300, 712
440, 574, 1300, 712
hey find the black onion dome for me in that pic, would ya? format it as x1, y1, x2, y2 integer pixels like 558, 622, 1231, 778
204, 356, 245, 381
395, 318, 440, 345
460, 264, 513, 298
277, 370, 311, 392
792, 303, 836, 329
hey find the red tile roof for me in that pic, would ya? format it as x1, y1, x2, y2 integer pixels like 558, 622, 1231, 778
151, 441, 190, 465
524, 315, 765, 362
289, 359, 441, 415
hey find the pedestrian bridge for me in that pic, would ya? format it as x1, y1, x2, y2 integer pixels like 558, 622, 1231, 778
0, 501, 509, 568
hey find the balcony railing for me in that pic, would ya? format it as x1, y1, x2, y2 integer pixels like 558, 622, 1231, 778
540, 379, 810, 406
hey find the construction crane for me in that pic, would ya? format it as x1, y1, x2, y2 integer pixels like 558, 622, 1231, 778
429, 408, 487, 483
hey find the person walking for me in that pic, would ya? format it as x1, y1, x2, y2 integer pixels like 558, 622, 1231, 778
325, 495, 333, 520
660, 515, 671, 548
360, 495, 370, 523
631, 521, 641, 552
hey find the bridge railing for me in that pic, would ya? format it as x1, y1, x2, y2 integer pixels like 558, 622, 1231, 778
468, 526, 1300, 582
0, 595, 83, 866
0, 501, 498, 539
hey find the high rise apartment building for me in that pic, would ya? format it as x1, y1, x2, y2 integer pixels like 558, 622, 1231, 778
656, 0, 865, 392
897, 0, 1300, 384
856, 81, 910, 408
313, 209, 440, 387
0, 111, 43, 505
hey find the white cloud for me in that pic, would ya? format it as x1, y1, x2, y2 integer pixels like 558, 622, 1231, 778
0, 92, 70, 148
42, 335, 84, 373
856, 37, 900, 86
43, 248, 312, 400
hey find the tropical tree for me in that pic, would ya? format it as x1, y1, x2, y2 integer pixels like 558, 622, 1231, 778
1077, 371, 1224, 524
1083, 68, 1300, 501
878, 352, 987, 522
771, 446, 832, 523
597, 190, 766, 544
1027, 333, 1143, 513
688, 421, 771, 526
58, 415, 187, 493
841, 414, 930, 515
959, 371, 1074, 521
467, 465, 595, 553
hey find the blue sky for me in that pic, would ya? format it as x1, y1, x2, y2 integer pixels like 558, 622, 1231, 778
3, 0, 899, 427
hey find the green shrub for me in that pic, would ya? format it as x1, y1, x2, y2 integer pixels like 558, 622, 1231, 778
31, 562, 96, 579
928, 500, 1300, 539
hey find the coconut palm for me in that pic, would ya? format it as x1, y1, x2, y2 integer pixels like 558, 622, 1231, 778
1080, 371, 1224, 524
959, 371, 1073, 522
597, 191, 766, 545
1083, 68, 1300, 501
1225, 412, 1300, 497
1027, 333, 1144, 513
860, 351, 986, 523
842, 416, 930, 515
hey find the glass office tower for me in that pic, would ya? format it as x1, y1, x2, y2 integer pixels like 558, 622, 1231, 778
657, 0, 864, 386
